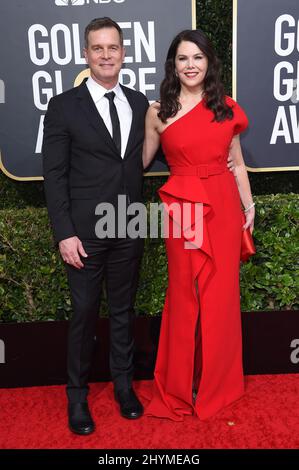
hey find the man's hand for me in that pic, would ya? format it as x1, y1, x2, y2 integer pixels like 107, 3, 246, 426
227, 153, 236, 176
59, 236, 88, 269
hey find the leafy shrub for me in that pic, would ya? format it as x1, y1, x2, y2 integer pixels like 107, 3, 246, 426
0, 193, 298, 323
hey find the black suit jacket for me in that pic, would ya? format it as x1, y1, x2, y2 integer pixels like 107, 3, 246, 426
42, 79, 149, 242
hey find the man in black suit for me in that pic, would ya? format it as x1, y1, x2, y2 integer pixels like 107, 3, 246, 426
43, 17, 148, 435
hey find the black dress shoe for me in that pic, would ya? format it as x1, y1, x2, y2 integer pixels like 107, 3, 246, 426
68, 402, 95, 435
114, 388, 144, 420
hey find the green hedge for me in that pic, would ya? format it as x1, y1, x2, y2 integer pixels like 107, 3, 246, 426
0, 193, 298, 323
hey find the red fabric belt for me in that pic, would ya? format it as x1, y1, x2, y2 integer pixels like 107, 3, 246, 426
170, 164, 227, 179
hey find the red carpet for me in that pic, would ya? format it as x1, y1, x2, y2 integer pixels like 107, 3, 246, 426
0, 374, 298, 449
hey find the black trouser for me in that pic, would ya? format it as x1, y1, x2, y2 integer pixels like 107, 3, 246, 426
65, 237, 143, 404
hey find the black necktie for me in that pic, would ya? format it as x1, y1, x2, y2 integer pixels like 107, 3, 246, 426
104, 91, 121, 155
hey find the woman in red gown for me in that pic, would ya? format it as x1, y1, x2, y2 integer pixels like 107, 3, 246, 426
143, 29, 255, 421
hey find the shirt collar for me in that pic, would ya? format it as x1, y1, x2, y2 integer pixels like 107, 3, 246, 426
86, 76, 127, 103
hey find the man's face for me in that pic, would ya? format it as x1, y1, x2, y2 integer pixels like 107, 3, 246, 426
84, 27, 125, 88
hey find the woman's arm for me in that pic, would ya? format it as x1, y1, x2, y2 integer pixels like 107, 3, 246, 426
142, 104, 161, 169
229, 134, 255, 232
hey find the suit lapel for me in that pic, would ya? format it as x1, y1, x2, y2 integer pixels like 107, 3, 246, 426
120, 85, 139, 159
76, 79, 120, 158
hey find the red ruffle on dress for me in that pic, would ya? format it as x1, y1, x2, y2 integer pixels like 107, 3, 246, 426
145, 96, 249, 421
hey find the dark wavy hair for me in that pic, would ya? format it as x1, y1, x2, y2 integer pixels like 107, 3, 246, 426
158, 29, 233, 123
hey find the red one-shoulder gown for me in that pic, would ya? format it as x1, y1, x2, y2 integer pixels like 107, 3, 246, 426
145, 96, 249, 420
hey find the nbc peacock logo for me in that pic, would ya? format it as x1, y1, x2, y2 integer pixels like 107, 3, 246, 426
55, 0, 85, 5
55, 0, 126, 5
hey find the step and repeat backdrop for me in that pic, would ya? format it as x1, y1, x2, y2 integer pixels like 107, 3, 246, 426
0, 0, 195, 179
234, 0, 299, 171
0, 0, 298, 178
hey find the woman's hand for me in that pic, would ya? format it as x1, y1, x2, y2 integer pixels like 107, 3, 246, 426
243, 206, 255, 233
